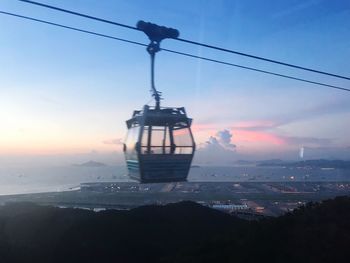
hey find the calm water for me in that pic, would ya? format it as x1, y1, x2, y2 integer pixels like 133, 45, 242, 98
0, 165, 349, 195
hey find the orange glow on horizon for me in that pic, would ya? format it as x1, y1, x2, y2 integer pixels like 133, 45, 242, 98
0, 119, 290, 155
0, 136, 123, 155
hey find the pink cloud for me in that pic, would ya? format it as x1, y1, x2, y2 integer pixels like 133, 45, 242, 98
234, 130, 286, 145
191, 123, 218, 132
193, 119, 333, 149
232, 120, 279, 131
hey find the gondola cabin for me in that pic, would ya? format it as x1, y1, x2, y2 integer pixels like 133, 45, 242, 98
123, 20, 196, 183
124, 105, 195, 183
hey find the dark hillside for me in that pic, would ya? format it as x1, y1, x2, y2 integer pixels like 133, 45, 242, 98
0, 197, 350, 263
173, 196, 350, 263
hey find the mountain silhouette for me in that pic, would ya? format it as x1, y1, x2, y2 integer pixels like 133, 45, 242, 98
0, 197, 349, 262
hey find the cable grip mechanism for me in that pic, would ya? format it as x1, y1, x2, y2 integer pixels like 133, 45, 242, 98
137, 20, 179, 110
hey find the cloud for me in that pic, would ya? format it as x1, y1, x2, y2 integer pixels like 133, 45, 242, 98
234, 129, 333, 147
198, 99, 350, 133
194, 121, 334, 149
191, 99, 349, 160
194, 130, 237, 164
205, 129, 236, 151
233, 130, 285, 145
232, 120, 278, 131
272, 99, 350, 128
102, 138, 123, 145
194, 128, 348, 162
217, 130, 236, 150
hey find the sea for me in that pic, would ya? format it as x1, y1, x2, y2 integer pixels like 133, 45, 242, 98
0, 165, 349, 195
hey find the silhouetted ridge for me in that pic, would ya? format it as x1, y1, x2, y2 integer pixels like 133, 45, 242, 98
0, 197, 349, 263
173, 196, 350, 263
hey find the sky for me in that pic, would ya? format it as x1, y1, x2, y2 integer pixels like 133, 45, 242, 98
0, 0, 350, 165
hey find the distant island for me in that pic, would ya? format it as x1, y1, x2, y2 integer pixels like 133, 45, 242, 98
73, 160, 107, 167
235, 160, 257, 165
258, 159, 350, 169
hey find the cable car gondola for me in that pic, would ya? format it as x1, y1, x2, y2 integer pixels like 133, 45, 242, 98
123, 21, 196, 183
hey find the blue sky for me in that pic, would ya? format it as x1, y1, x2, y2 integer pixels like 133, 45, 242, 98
0, 0, 349, 162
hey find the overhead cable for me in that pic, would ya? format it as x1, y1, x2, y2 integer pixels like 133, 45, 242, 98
19, 0, 350, 81
1, 10, 349, 92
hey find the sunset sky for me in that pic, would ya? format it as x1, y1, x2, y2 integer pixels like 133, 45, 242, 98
0, 0, 350, 164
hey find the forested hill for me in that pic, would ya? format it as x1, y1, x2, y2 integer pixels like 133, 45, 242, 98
0, 197, 350, 263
